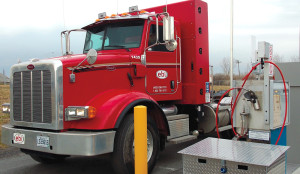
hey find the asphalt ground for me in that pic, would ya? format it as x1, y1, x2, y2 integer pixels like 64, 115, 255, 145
0, 140, 197, 174
0, 139, 299, 174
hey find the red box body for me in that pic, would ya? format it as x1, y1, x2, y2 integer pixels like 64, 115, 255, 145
145, 0, 210, 104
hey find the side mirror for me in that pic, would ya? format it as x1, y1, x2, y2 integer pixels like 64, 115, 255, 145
86, 49, 97, 64
163, 16, 177, 51
163, 16, 174, 41
70, 49, 97, 83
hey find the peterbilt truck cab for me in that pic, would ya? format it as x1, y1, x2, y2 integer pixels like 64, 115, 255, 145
2, 1, 230, 173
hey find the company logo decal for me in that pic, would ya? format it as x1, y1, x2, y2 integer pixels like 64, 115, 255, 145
156, 70, 168, 79
27, 64, 35, 70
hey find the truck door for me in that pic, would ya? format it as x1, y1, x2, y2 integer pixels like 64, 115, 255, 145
145, 24, 179, 95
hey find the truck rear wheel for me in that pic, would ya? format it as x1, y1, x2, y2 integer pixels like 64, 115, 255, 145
112, 113, 160, 174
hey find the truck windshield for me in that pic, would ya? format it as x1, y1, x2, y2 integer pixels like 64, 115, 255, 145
83, 20, 144, 53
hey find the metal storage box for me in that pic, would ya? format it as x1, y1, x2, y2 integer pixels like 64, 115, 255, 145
178, 137, 289, 174
167, 114, 189, 140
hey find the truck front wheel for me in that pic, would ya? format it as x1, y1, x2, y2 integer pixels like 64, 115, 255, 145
112, 113, 160, 174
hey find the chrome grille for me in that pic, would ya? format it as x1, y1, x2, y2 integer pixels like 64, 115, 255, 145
32, 70, 42, 122
13, 70, 52, 123
13, 72, 21, 121
43, 71, 52, 123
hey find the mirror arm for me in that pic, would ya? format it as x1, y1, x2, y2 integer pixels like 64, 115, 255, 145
155, 12, 169, 44
60, 29, 86, 56
60, 30, 71, 55
142, 13, 170, 65
72, 56, 89, 73
155, 14, 159, 44
177, 36, 182, 83
61, 32, 64, 56
66, 31, 71, 55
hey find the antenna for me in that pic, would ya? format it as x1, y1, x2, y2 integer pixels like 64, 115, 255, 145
166, 0, 168, 13
251, 35, 256, 63
62, 0, 66, 30
117, 0, 119, 14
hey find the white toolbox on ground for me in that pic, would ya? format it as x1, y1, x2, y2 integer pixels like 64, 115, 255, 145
178, 137, 289, 174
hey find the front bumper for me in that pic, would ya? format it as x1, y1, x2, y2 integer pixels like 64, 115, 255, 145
1, 124, 115, 156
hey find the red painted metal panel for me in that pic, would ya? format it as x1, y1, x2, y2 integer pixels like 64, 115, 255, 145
65, 90, 155, 130
145, 0, 209, 104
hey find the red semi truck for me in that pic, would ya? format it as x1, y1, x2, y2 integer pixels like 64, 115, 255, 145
2, 0, 230, 173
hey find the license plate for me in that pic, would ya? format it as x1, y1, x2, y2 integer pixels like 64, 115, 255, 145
13, 133, 25, 144
37, 136, 50, 148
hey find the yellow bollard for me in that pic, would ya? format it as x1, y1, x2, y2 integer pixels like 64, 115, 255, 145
134, 105, 148, 174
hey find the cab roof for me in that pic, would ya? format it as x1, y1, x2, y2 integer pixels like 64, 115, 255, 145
82, 14, 152, 30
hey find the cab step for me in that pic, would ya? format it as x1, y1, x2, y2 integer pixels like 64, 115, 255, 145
168, 135, 197, 144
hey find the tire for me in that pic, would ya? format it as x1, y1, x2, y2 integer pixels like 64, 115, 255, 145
112, 113, 160, 174
21, 149, 68, 164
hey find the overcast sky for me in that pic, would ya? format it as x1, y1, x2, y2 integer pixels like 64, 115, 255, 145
0, 0, 299, 76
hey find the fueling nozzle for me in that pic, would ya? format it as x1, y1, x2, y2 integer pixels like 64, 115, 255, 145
244, 90, 260, 110
261, 58, 265, 69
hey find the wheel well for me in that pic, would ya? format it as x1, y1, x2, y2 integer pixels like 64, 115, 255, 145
114, 99, 170, 138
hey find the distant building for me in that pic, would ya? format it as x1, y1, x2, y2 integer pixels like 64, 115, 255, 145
0, 73, 9, 84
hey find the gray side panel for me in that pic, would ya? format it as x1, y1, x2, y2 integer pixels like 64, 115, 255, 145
275, 63, 300, 164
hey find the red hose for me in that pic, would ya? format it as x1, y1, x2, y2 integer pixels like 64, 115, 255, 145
215, 61, 288, 145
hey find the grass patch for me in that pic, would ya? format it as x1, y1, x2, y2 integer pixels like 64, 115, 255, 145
0, 85, 10, 149
212, 85, 230, 92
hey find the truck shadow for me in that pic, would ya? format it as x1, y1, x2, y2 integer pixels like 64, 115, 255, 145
27, 154, 114, 174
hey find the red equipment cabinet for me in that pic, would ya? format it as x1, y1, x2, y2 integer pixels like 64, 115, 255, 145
145, 0, 210, 105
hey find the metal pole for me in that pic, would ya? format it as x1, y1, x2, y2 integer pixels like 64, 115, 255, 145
210, 65, 214, 94
230, 0, 234, 94
134, 105, 148, 174
236, 60, 241, 77
3, 69, 5, 85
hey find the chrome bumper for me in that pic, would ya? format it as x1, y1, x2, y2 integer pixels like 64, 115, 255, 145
1, 124, 115, 156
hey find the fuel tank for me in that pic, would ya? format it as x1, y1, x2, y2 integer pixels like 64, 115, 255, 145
198, 104, 231, 134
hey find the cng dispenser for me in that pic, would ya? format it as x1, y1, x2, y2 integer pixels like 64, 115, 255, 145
178, 42, 290, 174
233, 41, 290, 145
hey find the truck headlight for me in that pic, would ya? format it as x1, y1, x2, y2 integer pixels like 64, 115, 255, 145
65, 106, 96, 121
2, 103, 10, 114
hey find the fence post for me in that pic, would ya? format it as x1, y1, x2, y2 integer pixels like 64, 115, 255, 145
134, 105, 148, 174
